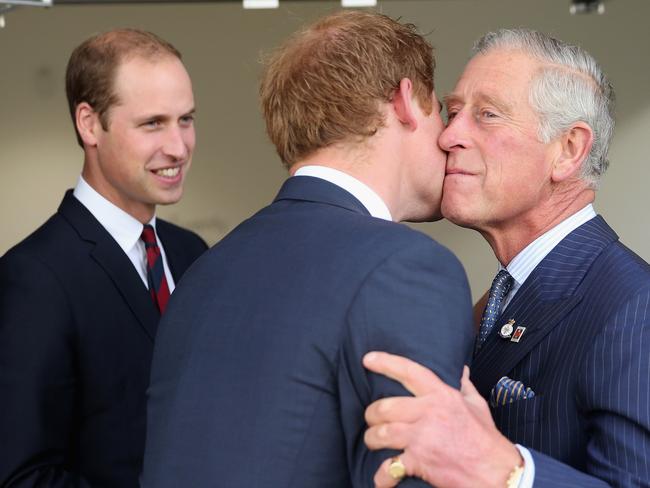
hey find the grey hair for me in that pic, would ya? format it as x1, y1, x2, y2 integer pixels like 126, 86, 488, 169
473, 29, 615, 188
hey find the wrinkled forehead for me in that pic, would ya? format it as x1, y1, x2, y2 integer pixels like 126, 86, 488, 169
446, 49, 541, 107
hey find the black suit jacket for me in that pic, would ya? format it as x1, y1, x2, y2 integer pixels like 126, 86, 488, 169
143, 176, 474, 487
0, 191, 207, 487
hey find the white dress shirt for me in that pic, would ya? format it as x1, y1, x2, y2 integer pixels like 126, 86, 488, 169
73, 176, 175, 292
496, 204, 597, 488
294, 166, 393, 221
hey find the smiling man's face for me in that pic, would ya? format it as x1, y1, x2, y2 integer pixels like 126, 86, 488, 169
439, 48, 557, 234
87, 55, 196, 223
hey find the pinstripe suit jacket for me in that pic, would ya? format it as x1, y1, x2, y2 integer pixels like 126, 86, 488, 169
471, 216, 650, 487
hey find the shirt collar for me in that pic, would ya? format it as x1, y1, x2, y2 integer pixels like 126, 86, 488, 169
294, 165, 393, 221
502, 204, 597, 287
73, 175, 156, 254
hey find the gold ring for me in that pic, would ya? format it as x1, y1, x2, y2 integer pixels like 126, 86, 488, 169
388, 456, 406, 481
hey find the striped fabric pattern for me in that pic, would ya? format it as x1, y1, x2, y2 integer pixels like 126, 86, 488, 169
471, 216, 650, 487
141, 224, 170, 314
490, 376, 536, 408
502, 204, 596, 310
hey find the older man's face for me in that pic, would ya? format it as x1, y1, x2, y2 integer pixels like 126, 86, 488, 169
439, 49, 557, 233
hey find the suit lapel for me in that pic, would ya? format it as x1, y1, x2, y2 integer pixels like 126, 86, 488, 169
58, 191, 159, 341
273, 176, 372, 217
471, 216, 619, 397
472, 290, 582, 397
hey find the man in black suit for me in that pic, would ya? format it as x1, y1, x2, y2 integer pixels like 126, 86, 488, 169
0, 29, 207, 487
142, 11, 473, 488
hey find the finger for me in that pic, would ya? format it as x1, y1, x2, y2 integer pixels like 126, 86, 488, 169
363, 351, 444, 396
365, 396, 423, 426
460, 366, 494, 427
460, 366, 474, 397
364, 421, 412, 450
374, 456, 400, 488
373, 451, 418, 488
460, 366, 485, 405
373, 456, 400, 488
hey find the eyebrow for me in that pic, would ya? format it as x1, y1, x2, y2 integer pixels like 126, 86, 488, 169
442, 94, 462, 109
479, 94, 513, 116
138, 108, 196, 122
443, 92, 514, 116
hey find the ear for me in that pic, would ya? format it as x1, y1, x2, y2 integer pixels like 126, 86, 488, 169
551, 122, 594, 183
392, 78, 418, 131
75, 102, 102, 147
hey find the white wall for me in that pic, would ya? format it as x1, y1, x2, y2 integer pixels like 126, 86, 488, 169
1, 0, 648, 298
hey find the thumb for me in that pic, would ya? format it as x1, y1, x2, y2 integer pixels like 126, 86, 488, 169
460, 366, 493, 427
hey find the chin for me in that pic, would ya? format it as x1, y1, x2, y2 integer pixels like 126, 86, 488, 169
413, 212, 443, 224
441, 203, 468, 227
443, 211, 479, 230
402, 206, 443, 223
154, 190, 184, 207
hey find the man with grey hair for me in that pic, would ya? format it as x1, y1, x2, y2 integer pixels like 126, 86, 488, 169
362, 29, 650, 487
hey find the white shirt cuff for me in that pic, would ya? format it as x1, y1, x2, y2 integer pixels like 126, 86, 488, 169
514, 444, 535, 488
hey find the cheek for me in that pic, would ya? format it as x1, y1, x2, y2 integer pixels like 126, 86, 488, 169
432, 118, 445, 139
483, 139, 532, 186
111, 131, 145, 155
129, 134, 163, 160
185, 132, 197, 152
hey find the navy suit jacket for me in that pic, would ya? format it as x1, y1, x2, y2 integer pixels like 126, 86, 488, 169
472, 216, 650, 487
143, 176, 474, 487
0, 191, 207, 487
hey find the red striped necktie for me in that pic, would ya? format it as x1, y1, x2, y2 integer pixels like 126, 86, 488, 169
141, 224, 170, 314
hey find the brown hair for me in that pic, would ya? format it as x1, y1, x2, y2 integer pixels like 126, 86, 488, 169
260, 10, 435, 168
65, 28, 182, 147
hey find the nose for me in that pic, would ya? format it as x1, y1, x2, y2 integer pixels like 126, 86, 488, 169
439, 113, 469, 152
163, 125, 193, 161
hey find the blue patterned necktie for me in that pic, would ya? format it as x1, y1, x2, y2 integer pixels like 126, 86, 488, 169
476, 269, 513, 351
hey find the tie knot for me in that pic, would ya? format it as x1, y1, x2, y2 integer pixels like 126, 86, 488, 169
141, 224, 157, 247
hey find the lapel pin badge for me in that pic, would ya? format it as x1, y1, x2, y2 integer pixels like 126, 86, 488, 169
510, 326, 527, 343
499, 319, 516, 339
